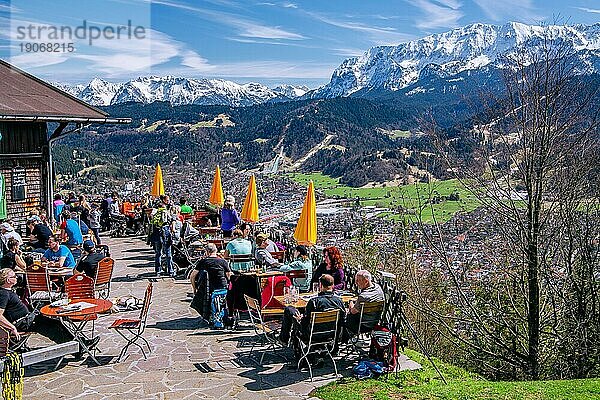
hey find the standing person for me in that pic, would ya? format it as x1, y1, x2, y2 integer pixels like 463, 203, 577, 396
279, 245, 312, 291
27, 216, 52, 251
179, 197, 193, 216
149, 196, 172, 277
60, 212, 84, 246
220, 195, 240, 238
99, 192, 113, 231
190, 243, 232, 329
77, 194, 91, 227
88, 203, 102, 244
52, 194, 65, 224
41, 235, 76, 269
224, 229, 253, 272
312, 246, 346, 291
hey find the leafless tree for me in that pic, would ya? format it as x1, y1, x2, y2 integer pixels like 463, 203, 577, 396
411, 30, 600, 380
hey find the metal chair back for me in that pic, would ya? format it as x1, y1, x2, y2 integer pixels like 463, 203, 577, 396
65, 274, 95, 301
94, 257, 114, 298
357, 301, 385, 333
298, 309, 341, 381
139, 282, 153, 322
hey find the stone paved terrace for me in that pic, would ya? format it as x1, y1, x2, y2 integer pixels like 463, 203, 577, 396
23, 235, 421, 399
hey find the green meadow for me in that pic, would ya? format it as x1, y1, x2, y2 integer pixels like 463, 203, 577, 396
288, 172, 480, 223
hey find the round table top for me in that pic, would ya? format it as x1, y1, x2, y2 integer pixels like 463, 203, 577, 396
40, 298, 113, 318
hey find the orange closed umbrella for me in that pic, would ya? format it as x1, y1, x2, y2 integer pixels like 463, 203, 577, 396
294, 181, 317, 246
209, 165, 224, 206
241, 174, 259, 222
150, 164, 165, 197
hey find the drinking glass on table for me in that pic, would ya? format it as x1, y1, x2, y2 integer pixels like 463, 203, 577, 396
312, 282, 320, 294
283, 287, 291, 305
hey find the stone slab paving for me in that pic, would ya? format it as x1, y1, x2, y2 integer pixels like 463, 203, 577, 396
23, 235, 421, 399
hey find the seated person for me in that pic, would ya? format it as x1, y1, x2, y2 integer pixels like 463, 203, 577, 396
1, 222, 23, 248
312, 246, 346, 291
75, 240, 105, 278
255, 232, 278, 252
224, 229, 253, 272
0, 268, 98, 350
60, 212, 84, 246
255, 235, 281, 270
27, 216, 52, 250
279, 245, 312, 291
279, 274, 346, 357
346, 270, 385, 336
190, 243, 232, 328
42, 235, 76, 269
0, 238, 26, 271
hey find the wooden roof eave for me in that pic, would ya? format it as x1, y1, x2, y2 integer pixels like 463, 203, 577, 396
0, 115, 131, 124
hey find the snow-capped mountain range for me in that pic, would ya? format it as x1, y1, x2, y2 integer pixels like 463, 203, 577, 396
54, 22, 599, 107
310, 22, 600, 98
54, 76, 309, 107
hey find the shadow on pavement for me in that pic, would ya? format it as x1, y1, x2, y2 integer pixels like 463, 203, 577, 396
147, 316, 204, 330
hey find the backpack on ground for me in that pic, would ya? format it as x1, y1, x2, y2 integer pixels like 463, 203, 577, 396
353, 360, 386, 379
368, 324, 398, 372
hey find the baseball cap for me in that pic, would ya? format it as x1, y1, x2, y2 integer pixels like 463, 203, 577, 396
27, 216, 41, 223
0, 222, 12, 231
83, 240, 96, 252
256, 233, 269, 240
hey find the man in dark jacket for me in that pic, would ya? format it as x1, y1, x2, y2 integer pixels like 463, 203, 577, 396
75, 240, 105, 278
279, 274, 345, 347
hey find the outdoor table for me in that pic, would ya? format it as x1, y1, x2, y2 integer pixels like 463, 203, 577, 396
274, 292, 357, 309
40, 298, 112, 365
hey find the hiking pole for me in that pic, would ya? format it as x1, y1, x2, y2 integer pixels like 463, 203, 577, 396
398, 292, 447, 384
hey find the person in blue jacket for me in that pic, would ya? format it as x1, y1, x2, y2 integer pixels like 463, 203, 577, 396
220, 195, 240, 238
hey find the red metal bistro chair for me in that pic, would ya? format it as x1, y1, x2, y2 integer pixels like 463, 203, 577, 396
109, 282, 153, 362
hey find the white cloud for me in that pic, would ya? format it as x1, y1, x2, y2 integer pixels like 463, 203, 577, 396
576, 7, 600, 14
305, 12, 414, 45
147, 0, 305, 41
473, 0, 539, 22
408, 0, 463, 30
283, 2, 298, 8
198, 60, 334, 79
236, 20, 305, 40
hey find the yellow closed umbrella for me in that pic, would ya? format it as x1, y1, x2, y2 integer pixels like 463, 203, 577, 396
209, 165, 224, 206
150, 164, 165, 197
294, 181, 317, 246
241, 174, 259, 222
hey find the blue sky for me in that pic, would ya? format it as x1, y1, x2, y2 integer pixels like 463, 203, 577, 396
0, 0, 598, 87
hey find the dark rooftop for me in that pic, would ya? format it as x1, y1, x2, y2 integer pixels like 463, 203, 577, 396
0, 59, 127, 123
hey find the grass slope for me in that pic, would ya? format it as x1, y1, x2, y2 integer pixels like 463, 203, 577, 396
288, 172, 480, 223
315, 349, 600, 400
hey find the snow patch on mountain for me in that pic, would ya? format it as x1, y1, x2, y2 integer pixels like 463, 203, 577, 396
310, 22, 600, 99
52, 77, 311, 107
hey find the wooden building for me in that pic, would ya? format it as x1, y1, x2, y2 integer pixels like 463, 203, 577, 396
0, 60, 130, 234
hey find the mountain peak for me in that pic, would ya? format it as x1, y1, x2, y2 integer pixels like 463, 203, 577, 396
309, 22, 600, 99
53, 76, 311, 107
